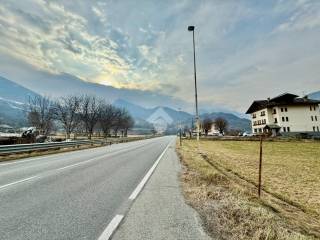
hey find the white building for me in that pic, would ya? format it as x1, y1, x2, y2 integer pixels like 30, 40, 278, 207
246, 93, 320, 136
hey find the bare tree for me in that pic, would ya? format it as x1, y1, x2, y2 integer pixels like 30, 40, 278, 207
120, 111, 134, 137
111, 108, 124, 137
202, 118, 213, 136
54, 95, 81, 139
98, 104, 117, 138
28, 95, 54, 135
79, 95, 103, 139
214, 117, 228, 135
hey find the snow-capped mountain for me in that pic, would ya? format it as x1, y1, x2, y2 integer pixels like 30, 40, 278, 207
309, 91, 320, 100
114, 99, 251, 131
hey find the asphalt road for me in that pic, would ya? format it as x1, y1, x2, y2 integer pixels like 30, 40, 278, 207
0, 136, 173, 240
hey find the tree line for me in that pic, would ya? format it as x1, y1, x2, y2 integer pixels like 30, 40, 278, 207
202, 117, 228, 135
27, 95, 134, 139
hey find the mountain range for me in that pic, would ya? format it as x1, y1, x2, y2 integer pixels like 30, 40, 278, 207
0, 76, 40, 126
2, 75, 299, 132
114, 99, 251, 131
309, 91, 320, 100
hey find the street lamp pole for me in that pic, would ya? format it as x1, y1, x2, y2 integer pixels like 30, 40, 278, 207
188, 26, 199, 141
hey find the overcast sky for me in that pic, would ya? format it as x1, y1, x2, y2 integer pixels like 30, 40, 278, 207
0, 0, 319, 113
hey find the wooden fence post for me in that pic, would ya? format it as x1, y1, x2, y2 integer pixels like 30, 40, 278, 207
258, 135, 263, 197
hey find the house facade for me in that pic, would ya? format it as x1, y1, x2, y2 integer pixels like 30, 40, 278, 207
246, 93, 320, 136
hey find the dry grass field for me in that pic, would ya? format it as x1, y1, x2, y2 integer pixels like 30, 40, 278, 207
177, 139, 320, 240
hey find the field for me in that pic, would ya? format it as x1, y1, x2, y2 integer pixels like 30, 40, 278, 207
177, 139, 320, 239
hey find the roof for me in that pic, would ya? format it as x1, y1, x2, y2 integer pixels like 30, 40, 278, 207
245, 100, 269, 114
270, 92, 298, 102
264, 124, 281, 129
246, 93, 320, 114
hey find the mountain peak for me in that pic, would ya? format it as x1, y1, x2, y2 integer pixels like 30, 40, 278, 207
0, 76, 39, 103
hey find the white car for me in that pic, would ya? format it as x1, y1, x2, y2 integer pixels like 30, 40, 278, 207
242, 132, 253, 137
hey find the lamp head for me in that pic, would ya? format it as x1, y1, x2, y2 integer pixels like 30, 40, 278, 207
188, 26, 195, 31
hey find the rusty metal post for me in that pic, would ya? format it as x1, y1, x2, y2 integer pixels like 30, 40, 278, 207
258, 135, 263, 197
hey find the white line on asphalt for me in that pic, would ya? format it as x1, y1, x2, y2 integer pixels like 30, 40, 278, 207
0, 175, 40, 190
128, 139, 172, 200
0, 140, 159, 192
0, 155, 54, 166
97, 215, 124, 240
0, 138, 157, 167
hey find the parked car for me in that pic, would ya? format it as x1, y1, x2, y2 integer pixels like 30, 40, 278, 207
242, 132, 253, 137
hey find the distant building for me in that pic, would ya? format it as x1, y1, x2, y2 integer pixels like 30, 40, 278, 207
246, 93, 320, 136
207, 124, 219, 136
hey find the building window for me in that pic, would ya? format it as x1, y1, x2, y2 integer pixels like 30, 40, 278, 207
281, 108, 284, 112
317, 126, 319, 132
260, 111, 265, 116
313, 126, 316, 132
273, 109, 276, 114
310, 106, 312, 111
286, 117, 289, 122
282, 117, 285, 122
252, 113, 256, 119
287, 127, 290, 132
283, 127, 286, 132
274, 118, 277, 123
285, 107, 287, 112
254, 129, 257, 133
259, 128, 262, 133
315, 116, 318, 121
311, 116, 314, 121
314, 106, 317, 111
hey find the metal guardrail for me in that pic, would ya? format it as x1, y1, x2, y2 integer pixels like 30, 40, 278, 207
0, 136, 156, 155
0, 140, 108, 155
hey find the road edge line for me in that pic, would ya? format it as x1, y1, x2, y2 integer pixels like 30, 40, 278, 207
97, 214, 124, 240
128, 138, 172, 200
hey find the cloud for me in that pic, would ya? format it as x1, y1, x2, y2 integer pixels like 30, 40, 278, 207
0, 0, 320, 113
0, 0, 132, 83
274, 0, 320, 32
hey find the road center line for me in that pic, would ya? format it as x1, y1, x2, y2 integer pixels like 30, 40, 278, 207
128, 139, 172, 200
0, 138, 155, 167
0, 175, 40, 190
97, 215, 124, 240
0, 141, 157, 192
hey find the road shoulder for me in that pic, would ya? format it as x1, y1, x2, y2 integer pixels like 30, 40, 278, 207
112, 140, 210, 240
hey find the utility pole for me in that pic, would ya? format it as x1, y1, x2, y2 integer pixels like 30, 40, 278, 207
188, 26, 199, 141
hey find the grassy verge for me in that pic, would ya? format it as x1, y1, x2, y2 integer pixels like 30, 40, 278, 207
176, 139, 320, 240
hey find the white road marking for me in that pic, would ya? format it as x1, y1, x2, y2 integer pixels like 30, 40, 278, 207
0, 175, 40, 190
0, 155, 53, 166
0, 138, 156, 167
97, 215, 124, 240
0, 140, 158, 192
128, 139, 172, 200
